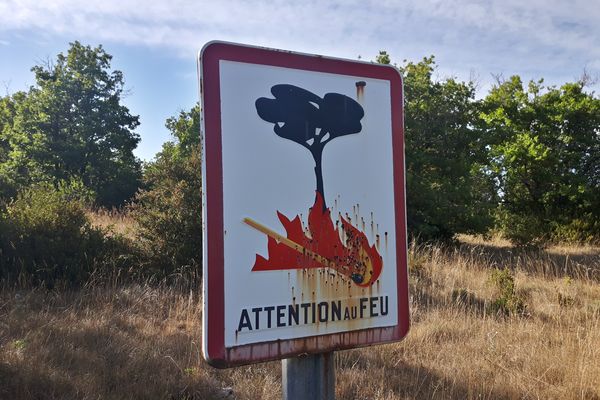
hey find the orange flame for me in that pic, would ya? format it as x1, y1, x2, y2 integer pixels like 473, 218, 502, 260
251, 193, 383, 286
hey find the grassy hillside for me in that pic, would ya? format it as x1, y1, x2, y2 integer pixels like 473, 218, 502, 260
0, 215, 598, 399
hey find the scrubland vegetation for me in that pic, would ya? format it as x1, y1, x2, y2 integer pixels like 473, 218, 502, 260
1, 43, 599, 399
1, 222, 598, 399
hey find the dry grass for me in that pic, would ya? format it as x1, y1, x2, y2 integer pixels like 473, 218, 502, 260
0, 285, 279, 400
1, 235, 599, 399
87, 208, 136, 238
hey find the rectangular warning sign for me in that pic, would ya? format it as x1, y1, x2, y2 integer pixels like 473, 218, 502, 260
199, 41, 409, 367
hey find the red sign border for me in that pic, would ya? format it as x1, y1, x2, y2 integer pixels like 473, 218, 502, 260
200, 41, 409, 368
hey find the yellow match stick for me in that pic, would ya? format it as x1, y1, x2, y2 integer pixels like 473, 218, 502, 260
242, 217, 348, 272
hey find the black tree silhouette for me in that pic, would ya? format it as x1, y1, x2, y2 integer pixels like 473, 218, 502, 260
255, 84, 365, 208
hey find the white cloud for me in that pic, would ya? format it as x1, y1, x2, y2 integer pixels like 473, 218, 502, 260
1, 0, 599, 89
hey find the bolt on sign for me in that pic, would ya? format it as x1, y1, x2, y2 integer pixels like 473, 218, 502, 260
199, 41, 409, 368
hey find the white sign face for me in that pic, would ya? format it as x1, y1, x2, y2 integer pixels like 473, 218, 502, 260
200, 42, 409, 368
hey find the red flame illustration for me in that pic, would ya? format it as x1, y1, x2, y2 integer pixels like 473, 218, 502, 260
247, 193, 383, 287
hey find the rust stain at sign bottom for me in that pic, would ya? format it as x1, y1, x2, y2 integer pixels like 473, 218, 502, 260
222, 325, 402, 368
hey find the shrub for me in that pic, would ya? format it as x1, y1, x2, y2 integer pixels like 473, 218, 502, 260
0, 182, 117, 287
495, 207, 548, 247
551, 217, 600, 244
129, 145, 202, 283
488, 268, 526, 316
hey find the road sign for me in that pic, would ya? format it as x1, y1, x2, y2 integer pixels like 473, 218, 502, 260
199, 41, 409, 368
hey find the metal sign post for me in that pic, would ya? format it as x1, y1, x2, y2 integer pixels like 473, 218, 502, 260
283, 353, 335, 400
199, 42, 409, 392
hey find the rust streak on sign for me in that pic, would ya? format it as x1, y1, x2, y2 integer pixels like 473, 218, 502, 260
356, 81, 366, 102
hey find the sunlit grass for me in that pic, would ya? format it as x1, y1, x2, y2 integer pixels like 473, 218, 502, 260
1, 216, 598, 399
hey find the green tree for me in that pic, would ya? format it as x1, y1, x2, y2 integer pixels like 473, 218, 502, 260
0, 41, 141, 206
0, 96, 14, 163
0, 92, 34, 199
131, 104, 202, 282
375, 50, 391, 65
380, 54, 495, 240
0, 95, 14, 198
163, 104, 200, 158
481, 77, 600, 244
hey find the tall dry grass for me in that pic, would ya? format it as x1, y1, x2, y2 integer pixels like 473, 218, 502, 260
87, 208, 136, 239
1, 234, 599, 399
0, 284, 281, 399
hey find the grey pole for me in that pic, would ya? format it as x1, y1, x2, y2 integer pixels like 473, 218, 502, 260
282, 352, 335, 400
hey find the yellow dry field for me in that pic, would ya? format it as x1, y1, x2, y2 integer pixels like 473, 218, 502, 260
1, 238, 599, 399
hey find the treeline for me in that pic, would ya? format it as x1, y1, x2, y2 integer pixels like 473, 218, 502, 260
0, 43, 598, 287
0, 42, 201, 287
378, 52, 599, 245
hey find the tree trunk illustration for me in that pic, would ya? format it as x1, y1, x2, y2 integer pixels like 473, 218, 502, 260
312, 147, 325, 209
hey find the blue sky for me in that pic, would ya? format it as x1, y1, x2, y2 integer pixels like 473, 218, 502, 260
1, 0, 599, 161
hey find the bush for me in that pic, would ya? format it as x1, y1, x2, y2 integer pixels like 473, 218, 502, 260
551, 217, 600, 244
0, 182, 137, 287
495, 207, 548, 247
488, 268, 526, 316
129, 145, 202, 283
